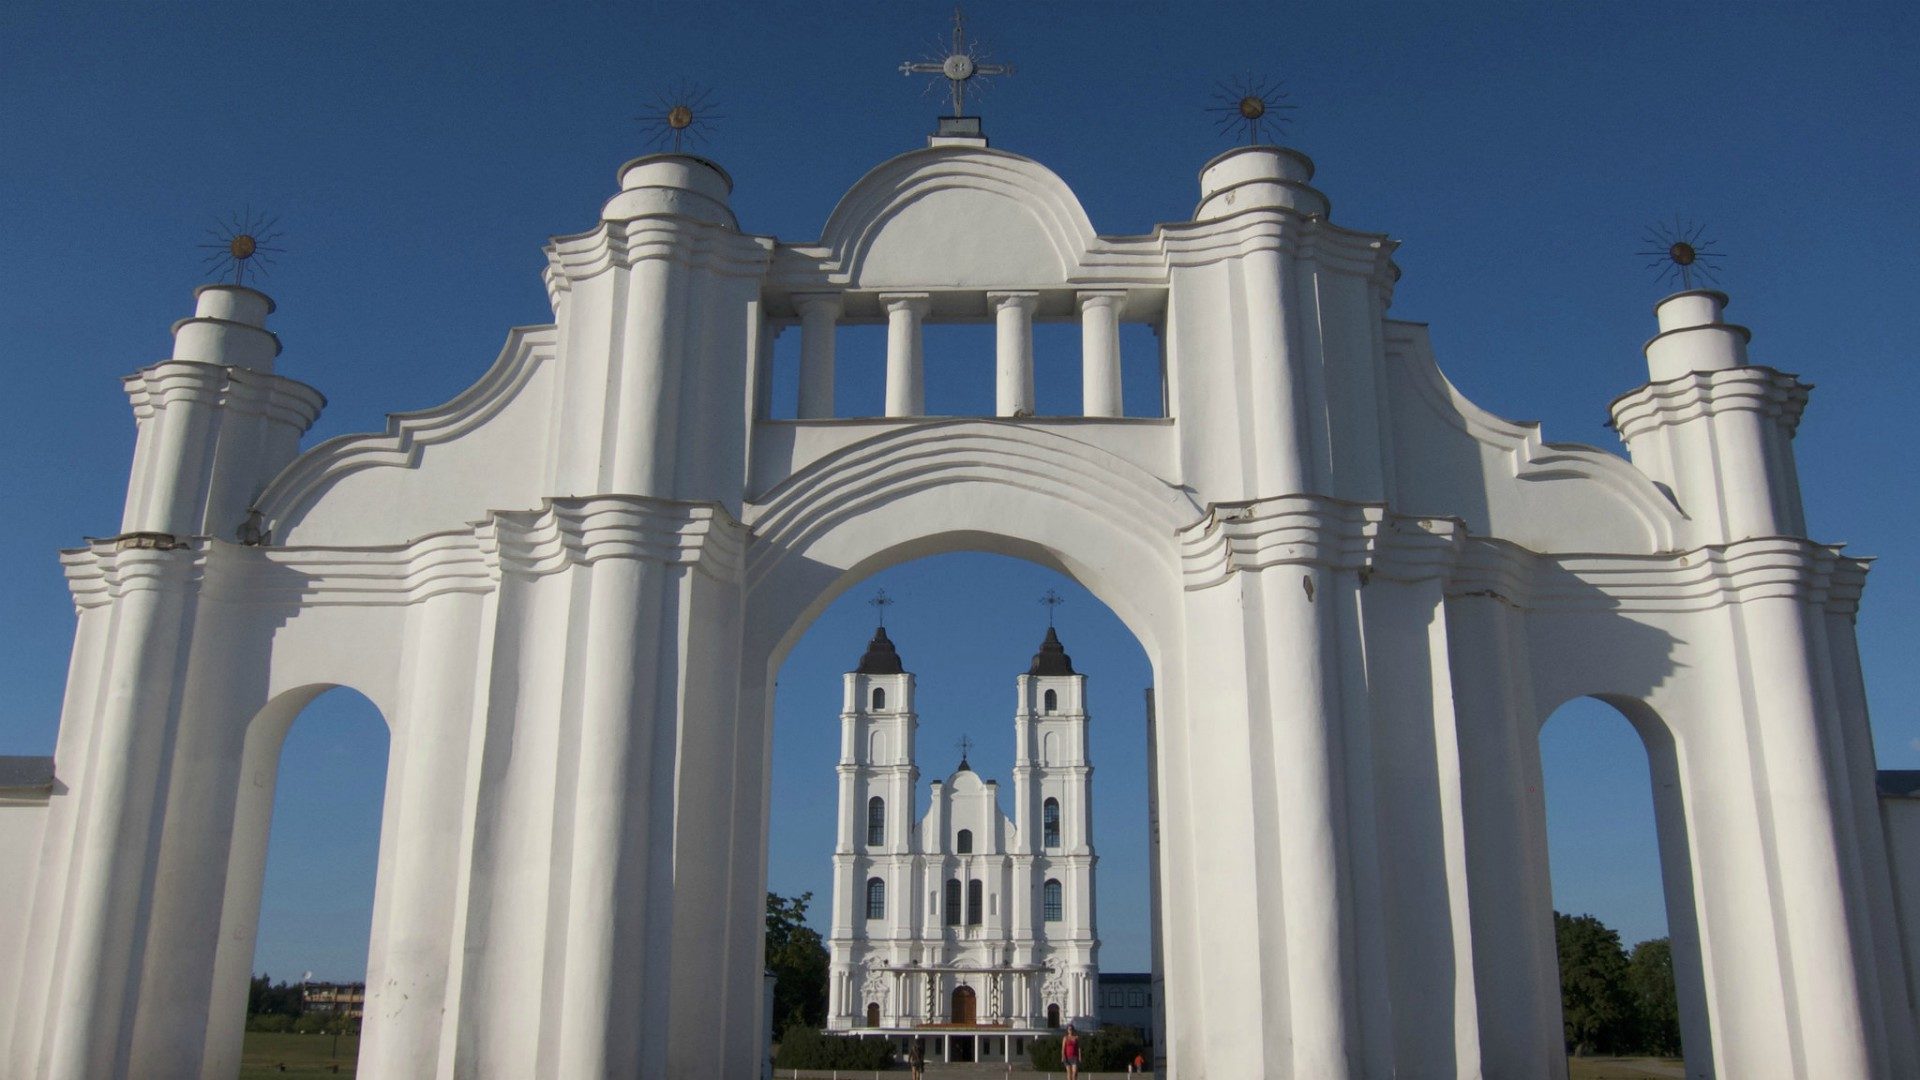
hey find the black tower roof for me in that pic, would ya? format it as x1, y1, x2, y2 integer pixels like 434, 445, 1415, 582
856, 626, 905, 675
1028, 626, 1076, 676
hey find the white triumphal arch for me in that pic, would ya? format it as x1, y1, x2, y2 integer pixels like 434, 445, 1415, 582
3, 122, 1919, 1080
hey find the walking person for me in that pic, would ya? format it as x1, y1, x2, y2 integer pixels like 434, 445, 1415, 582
1062, 1024, 1081, 1080
908, 1036, 926, 1080
1128, 1050, 1146, 1075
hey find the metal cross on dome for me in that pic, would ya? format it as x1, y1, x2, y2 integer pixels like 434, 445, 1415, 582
956, 734, 975, 766
868, 588, 895, 627
900, 6, 1014, 117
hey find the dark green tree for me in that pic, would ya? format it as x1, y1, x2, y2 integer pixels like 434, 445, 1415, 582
1555, 911, 1635, 1056
247, 973, 304, 1018
766, 891, 830, 1031
1627, 937, 1682, 1056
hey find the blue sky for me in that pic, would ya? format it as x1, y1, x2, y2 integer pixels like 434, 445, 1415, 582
3, 3, 1917, 981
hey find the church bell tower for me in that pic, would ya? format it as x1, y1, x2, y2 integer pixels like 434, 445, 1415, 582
1012, 624, 1098, 1024
828, 624, 919, 1026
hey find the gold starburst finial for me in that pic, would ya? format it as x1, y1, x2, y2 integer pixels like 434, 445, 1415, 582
1638, 218, 1726, 291
198, 209, 284, 286
641, 83, 723, 153
1208, 75, 1296, 145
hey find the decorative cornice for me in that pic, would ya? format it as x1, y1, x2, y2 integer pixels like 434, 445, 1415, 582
66, 496, 745, 610
254, 326, 555, 536
1447, 534, 1870, 614
1608, 365, 1811, 442
123, 360, 326, 430
1159, 211, 1397, 284
479, 496, 744, 583
542, 217, 774, 298
1172, 489, 1869, 615
62, 535, 205, 608
1176, 494, 1464, 591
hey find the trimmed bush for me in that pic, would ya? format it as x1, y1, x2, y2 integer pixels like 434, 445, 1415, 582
1029, 1034, 1063, 1072
1082, 1026, 1148, 1071
773, 1024, 896, 1070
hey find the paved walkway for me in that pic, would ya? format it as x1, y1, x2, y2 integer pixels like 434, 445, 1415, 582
776, 1070, 1152, 1079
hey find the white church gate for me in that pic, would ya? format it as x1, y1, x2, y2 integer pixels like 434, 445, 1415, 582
2, 130, 1917, 1080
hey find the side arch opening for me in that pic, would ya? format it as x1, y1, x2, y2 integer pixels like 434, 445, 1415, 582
206, 685, 392, 1076
1538, 693, 1707, 1075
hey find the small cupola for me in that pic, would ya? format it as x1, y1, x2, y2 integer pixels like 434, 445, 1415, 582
856, 626, 905, 675
1028, 626, 1076, 676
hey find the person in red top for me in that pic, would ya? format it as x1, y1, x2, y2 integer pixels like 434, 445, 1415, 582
1129, 1050, 1147, 1075
1061, 1024, 1081, 1079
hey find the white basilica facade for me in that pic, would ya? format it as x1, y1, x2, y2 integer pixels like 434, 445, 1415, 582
827, 623, 1098, 1056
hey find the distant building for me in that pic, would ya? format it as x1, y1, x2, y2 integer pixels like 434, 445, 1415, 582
1095, 972, 1153, 1045
827, 623, 1099, 1066
301, 982, 366, 1019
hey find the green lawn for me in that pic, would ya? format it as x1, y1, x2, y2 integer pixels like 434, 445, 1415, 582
1567, 1058, 1686, 1080
238, 1031, 359, 1079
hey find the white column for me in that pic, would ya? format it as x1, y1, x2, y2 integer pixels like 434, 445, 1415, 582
356, 591, 481, 1078
794, 293, 841, 419
1078, 291, 1125, 418
990, 291, 1039, 417
1242, 248, 1311, 494
882, 293, 930, 418
1741, 596, 1874, 1077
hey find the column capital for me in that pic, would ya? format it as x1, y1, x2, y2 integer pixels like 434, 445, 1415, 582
793, 292, 844, 318
879, 292, 933, 316
1075, 290, 1127, 311
987, 291, 1041, 312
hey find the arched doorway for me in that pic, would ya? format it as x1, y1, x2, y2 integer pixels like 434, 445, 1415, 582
1047, 1003, 1061, 1029
865, 1002, 880, 1028
952, 985, 976, 1026
200, 683, 399, 1078
1538, 694, 1707, 1074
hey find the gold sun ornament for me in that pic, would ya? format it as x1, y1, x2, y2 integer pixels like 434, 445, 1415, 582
199, 209, 285, 287
1208, 75, 1296, 146
640, 83, 722, 154
1638, 218, 1726, 291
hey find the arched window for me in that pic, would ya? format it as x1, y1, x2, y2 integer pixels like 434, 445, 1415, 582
1044, 688, 1058, 713
866, 1001, 881, 1027
869, 729, 886, 764
867, 796, 885, 847
1043, 878, 1063, 922
1043, 797, 1061, 848
968, 879, 984, 925
944, 878, 962, 926
872, 686, 886, 710
956, 828, 973, 854
866, 876, 886, 920
1046, 1003, 1061, 1028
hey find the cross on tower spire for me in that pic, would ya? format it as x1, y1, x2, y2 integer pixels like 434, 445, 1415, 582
900, 6, 1014, 118
868, 588, 894, 627
1039, 588, 1065, 627
956, 734, 974, 769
